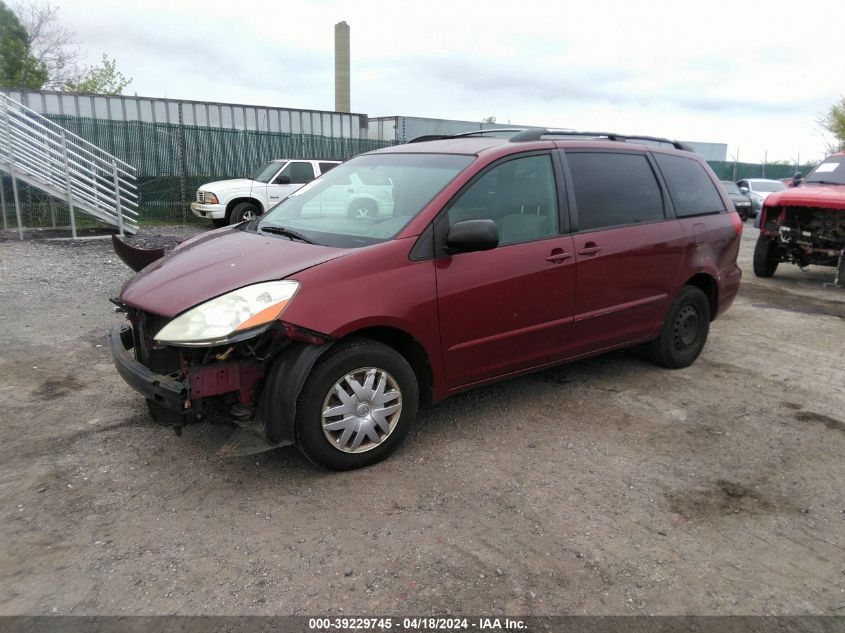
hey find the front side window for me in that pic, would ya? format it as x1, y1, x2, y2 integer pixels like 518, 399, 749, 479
279, 161, 316, 184
654, 154, 725, 217
447, 154, 559, 246
258, 153, 474, 247
251, 161, 283, 183
567, 152, 664, 230
319, 162, 339, 174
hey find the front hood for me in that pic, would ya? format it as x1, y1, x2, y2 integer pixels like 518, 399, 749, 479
765, 184, 845, 210
120, 229, 349, 317
199, 178, 256, 192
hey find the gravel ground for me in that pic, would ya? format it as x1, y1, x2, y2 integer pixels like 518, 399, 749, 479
0, 223, 843, 616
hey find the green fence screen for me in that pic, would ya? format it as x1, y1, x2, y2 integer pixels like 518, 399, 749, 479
0, 115, 821, 228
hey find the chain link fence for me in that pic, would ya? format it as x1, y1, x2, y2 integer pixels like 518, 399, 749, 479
707, 160, 819, 181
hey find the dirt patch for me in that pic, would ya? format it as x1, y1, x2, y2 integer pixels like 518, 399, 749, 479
795, 411, 845, 434
31, 375, 84, 401
666, 480, 776, 519
739, 283, 845, 319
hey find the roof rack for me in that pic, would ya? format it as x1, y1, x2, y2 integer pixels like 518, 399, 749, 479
407, 128, 531, 143
508, 128, 693, 151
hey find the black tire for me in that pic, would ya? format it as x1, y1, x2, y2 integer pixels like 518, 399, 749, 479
646, 286, 711, 369
753, 235, 780, 277
294, 339, 418, 470
346, 199, 378, 220
211, 218, 227, 228
229, 201, 261, 225
737, 209, 749, 221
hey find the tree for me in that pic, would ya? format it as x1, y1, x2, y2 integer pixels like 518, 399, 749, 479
0, 0, 48, 89
820, 97, 845, 153
13, 0, 80, 88
482, 116, 497, 124
1, 0, 131, 94
64, 53, 131, 95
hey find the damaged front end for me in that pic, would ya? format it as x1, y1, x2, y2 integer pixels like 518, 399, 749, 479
109, 305, 333, 456
760, 205, 845, 269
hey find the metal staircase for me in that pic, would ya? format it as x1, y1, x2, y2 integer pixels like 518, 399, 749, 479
0, 93, 138, 239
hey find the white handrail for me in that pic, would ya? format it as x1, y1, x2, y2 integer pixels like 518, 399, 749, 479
0, 93, 139, 236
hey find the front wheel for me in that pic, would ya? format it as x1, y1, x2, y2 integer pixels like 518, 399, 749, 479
229, 201, 260, 225
753, 235, 780, 277
294, 339, 418, 470
646, 285, 711, 369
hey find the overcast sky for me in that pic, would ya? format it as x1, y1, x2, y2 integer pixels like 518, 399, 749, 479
54, 0, 844, 163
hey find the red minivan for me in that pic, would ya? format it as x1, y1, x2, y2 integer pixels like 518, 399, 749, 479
110, 130, 742, 470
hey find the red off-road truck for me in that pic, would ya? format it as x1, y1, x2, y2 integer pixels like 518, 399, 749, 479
754, 153, 845, 284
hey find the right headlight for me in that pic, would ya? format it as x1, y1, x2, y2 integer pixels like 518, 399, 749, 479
154, 280, 299, 346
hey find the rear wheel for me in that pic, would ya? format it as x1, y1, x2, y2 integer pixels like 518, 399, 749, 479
646, 285, 711, 369
229, 201, 260, 225
753, 235, 780, 277
294, 339, 418, 470
347, 199, 378, 220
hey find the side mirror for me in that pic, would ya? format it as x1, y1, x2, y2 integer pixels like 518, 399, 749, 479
738, 186, 749, 195
792, 172, 803, 187
275, 174, 291, 185
446, 219, 499, 253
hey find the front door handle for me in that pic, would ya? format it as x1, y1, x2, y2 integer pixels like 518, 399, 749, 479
545, 249, 572, 263
577, 243, 602, 256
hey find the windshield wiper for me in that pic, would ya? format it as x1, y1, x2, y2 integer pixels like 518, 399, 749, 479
259, 225, 316, 244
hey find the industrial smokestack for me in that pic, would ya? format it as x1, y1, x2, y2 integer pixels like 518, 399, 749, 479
334, 21, 350, 112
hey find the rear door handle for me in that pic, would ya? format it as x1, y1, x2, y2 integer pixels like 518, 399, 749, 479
545, 250, 572, 263
577, 245, 602, 256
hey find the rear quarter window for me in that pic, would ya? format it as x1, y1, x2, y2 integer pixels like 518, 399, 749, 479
654, 154, 726, 217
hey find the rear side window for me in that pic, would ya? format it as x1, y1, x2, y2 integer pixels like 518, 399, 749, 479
566, 152, 664, 231
319, 162, 339, 174
654, 154, 726, 217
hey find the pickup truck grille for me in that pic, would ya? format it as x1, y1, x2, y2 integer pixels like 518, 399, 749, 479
196, 191, 207, 203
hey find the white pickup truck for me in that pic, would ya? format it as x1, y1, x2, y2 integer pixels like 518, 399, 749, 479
190, 159, 341, 226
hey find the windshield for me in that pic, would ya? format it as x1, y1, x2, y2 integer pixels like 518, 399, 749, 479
256, 153, 474, 248
721, 181, 740, 194
251, 161, 284, 183
805, 155, 845, 185
750, 180, 786, 192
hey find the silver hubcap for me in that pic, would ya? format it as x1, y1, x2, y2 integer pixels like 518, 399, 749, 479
353, 206, 374, 218
321, 367, 402, 453
242, 209, 257, 220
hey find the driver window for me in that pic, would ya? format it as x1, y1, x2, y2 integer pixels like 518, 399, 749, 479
447, 154, 559, 246
279, 161, 315, 184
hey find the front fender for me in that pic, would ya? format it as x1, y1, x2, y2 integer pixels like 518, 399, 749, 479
256, 340, 336, 445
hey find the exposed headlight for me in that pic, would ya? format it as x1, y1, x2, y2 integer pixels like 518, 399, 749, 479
154, 281, 299, 346
206, 192, 219, 204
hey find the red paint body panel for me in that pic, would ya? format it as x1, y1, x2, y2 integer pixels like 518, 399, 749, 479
435, 235, 576, 387
120, 229, 350, 317
570, 221, 685, 353
765, 184, 845, 210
